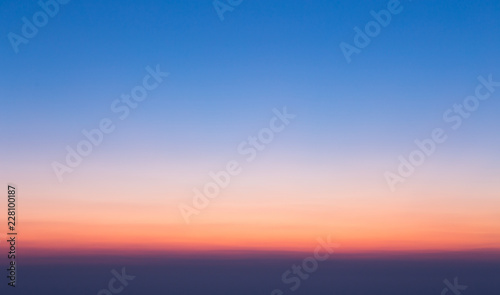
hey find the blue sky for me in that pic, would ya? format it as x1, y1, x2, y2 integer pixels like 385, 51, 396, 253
2, 0, 499, 153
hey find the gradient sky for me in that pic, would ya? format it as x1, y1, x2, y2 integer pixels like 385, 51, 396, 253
0, 0, 499, 258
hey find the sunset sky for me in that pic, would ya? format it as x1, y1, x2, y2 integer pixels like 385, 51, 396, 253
1, 0, 500, 263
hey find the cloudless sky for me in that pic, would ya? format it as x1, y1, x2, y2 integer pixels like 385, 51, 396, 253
0, 0, 499, 256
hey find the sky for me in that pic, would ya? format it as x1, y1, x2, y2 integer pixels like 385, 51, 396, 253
0, 0, 499, 266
